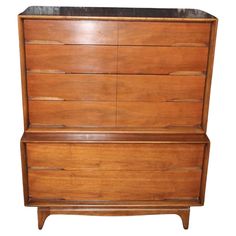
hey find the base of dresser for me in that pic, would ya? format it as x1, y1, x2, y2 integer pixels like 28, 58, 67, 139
37, 206, 190, 230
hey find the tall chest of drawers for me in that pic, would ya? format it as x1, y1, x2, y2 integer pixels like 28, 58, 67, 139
18, 6, 217, 229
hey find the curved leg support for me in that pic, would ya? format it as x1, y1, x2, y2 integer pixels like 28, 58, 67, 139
38, 207, 50, 230
36, 206, 190, 230
177, 208, 190, 229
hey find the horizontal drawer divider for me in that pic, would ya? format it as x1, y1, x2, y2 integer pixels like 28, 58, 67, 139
28, 97, 203, 103
28, 124, 202, 128
27, 70, 206, 76
25, 41, 209, 47
28, 97, 117, 102
28, 167, 202, 171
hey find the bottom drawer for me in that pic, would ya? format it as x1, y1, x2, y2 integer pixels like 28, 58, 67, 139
28, 169, 201, 201
24, 141, 209, 203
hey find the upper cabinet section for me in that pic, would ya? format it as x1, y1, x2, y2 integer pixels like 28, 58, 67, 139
18, 7, 217, 132
19, 6, 216, 19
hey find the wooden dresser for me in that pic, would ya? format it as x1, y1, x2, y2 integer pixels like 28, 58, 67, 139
18, 6, 217, 230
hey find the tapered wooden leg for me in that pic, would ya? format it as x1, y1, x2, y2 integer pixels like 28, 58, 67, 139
176, 207, 190, 229
36, 206, 190, 230
38, 207, 50, 230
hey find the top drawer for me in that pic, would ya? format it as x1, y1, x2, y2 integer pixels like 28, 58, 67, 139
24, 20, 211, 46
24, 20, 118, 45
118, 22, 211, 46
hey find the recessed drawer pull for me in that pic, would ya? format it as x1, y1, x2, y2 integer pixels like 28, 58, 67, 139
29, 97, 65, 101
171, 43, 208, 47
164, 99, 203, 103
27, 69, 66, 74
29, 166, 65, 171
169, 71, 205, 76
25, 40, 65, 45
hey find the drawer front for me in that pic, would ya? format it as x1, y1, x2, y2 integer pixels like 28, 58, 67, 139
27, 143, 204, 170
117, 102, 202, 128
27, 74, 116, 101
28, 101, 116, 127
118, 46, 208, 74
24, 20, 210, 46
119, 22, 211, 46
117, 75, 205, 102
118, 22, 210, 46
25, 45, 117, 73
27, 143, 204, 201
24, 20, 117, 45
28, 170, 201, 201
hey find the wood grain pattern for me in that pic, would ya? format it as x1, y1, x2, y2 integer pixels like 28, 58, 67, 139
27, 143, 204, 171
27, 73, 116, 101
28, 101, 116, 127
25, 45, 117, 73
24, 20, 117, 45
119, 22, 210, 46
28, 169, 202, 201
117, 75, 205, 101
117, 102, 203, 127
118, 46, 208, 74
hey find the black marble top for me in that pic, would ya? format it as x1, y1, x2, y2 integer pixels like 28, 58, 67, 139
20, 6, 216, 19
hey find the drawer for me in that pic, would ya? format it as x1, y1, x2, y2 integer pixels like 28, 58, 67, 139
24, 20, 117, 45
28, 169, 202, 201
118, 22, 211, 46
117, 75, 205, 102
27, 143, 204, 170
27, 143, 205, 201
118, 46, 208, 74
27, 74, 116, 101
25, 45, 117, 73
117, 102, 202, 128
28, 101, 116, 127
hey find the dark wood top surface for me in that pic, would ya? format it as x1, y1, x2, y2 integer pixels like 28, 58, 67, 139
20, 6, 216, 19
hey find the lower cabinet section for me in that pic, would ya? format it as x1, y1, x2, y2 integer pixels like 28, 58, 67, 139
20, 134, 210, 229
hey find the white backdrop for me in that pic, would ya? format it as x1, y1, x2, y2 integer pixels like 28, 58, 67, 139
0, 0, 235, 235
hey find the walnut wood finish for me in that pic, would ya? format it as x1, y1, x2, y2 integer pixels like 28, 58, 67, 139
27, 73, 116, 101
18, 7, 217, 230
27, 143, 204, 171
29, 101, 116, 127
28, 169, 201, 201
118, 22, 210, 46
118, 46, 208, 74
117, 101, 202, 128
24, 20, 118, 45
117, 75, 205, 102
25, 45, 117, 73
